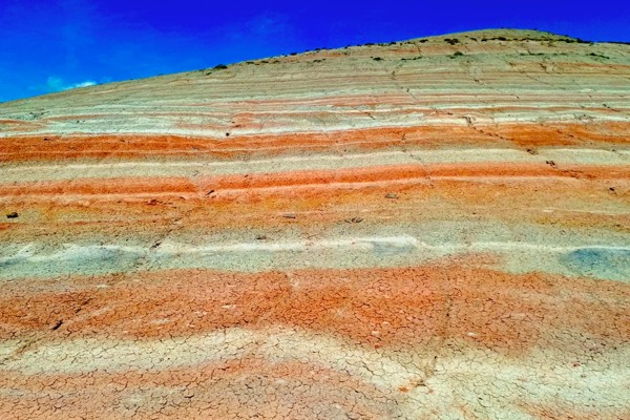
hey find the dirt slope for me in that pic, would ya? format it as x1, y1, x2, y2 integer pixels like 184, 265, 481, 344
0, 29, 629, 419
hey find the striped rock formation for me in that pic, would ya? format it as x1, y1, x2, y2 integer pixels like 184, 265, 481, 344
0, 29, 629, 418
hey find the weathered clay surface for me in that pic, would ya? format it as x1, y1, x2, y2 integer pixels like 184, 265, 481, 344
0, 29, 629, 419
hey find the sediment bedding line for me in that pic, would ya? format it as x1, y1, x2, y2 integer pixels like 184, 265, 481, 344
1, 121, 629, 163
3, 237, 628, 260
0, 97, 630, 124
0, 327, 419, 386
0, 176, 625, 204
1, 325, 628, 404
11, 103, 630, 123
3, 108, 629, 137
1, 148, 628, 183
1, 163, 628, 199
0, 262, 628, 353
0, 342, 628, 418
1, 237, 628, 281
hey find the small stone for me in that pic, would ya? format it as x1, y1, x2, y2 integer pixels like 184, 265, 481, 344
345, 217, 363, 224
385, 193, 398, 199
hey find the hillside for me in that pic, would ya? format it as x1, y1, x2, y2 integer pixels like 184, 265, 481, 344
0, 29, 629, 418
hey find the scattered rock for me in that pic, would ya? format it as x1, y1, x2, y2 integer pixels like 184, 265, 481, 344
385, 193, 398, 199
345, 217, 363, 224
6, 212, 18, 219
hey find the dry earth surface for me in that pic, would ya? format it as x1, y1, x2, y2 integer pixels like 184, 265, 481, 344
0, 29, 629, 419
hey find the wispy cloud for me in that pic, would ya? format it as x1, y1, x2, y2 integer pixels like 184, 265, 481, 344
67, 80, 97, 89
45, 76, 96, 92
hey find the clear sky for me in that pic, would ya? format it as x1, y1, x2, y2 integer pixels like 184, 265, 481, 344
1, 0, 628, 103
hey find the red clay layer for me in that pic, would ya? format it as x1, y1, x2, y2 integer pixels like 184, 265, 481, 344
1, 122, 629, 162
2, 264, 627, 352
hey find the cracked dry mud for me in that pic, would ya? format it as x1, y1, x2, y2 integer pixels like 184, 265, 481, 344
0, 29, 629, 419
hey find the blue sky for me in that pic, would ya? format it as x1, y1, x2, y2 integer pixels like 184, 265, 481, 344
1, 0, 628, 103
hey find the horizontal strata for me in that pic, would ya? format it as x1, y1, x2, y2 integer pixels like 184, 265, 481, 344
0, 29, 629, 419
0, 265, 628, 418
1, 236, 629, 282
1, 122, 629, 164
1, 161, 629, 195
1, 147, 629, 182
